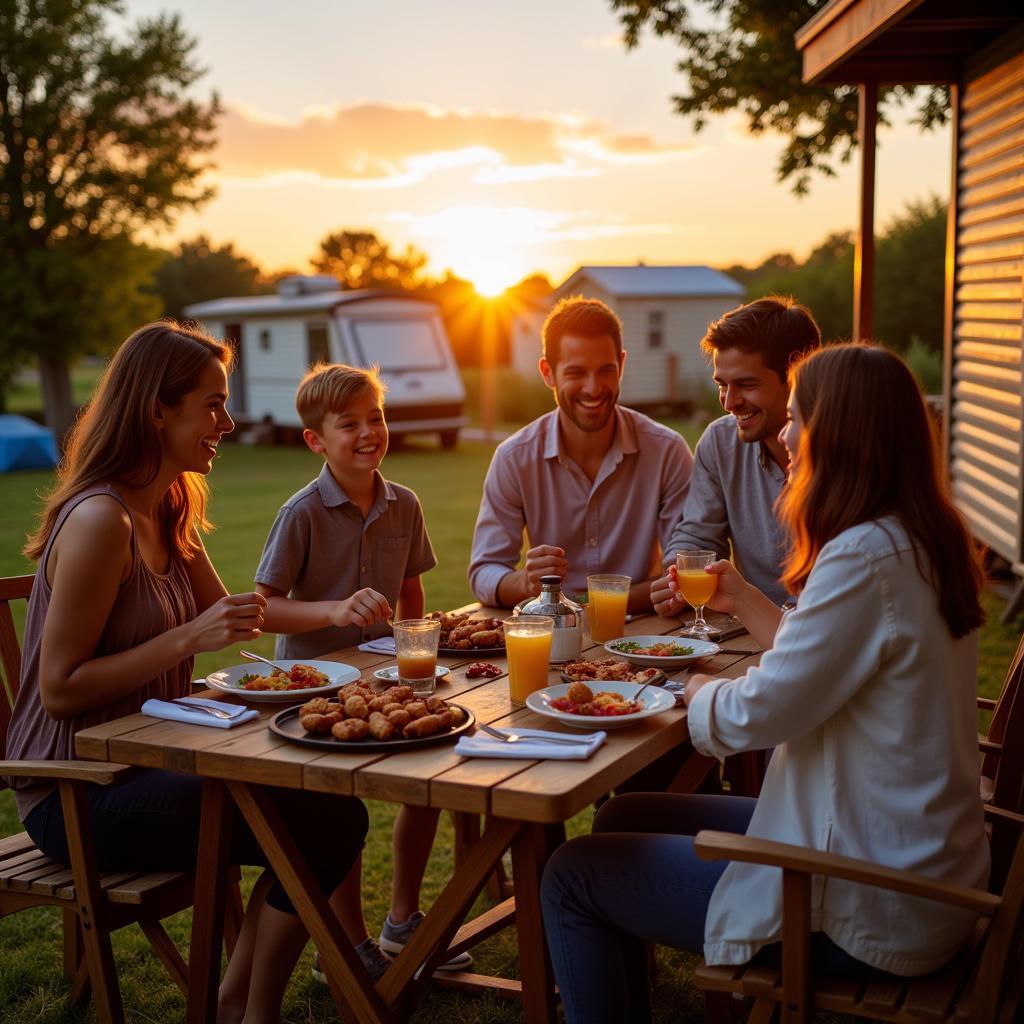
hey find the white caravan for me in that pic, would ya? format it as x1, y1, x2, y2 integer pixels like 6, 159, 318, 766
184, 276, 467, 447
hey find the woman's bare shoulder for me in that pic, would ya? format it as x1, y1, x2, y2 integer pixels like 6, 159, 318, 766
59, 493, 133, 547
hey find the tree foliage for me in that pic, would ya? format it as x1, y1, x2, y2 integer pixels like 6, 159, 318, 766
0, 0, 220, 433
155, 236, 267, 322
727, 196, 947, 365
312, 230, 428, 291
608, 0, 949, 193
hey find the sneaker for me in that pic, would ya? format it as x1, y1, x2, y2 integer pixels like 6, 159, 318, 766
379, 911, 474, 972
311, 938, 391, 985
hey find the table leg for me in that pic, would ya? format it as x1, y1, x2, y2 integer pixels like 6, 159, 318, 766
187, 779, 233, 1024
511, 822, 557, 1024
225, 781, 394, 1024
380, 815, 521, 1012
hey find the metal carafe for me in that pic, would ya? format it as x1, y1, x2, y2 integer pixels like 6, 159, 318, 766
514, 575, 583, 663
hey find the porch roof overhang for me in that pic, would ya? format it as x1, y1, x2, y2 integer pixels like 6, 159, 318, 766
795, 0, 1021, 86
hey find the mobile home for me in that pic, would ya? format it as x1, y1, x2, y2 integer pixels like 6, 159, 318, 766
184, 276, 467, 447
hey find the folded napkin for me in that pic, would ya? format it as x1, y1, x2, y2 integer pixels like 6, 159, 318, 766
454, 727, 606, 760
358, 637, 397, 655
142, 697, 258, 729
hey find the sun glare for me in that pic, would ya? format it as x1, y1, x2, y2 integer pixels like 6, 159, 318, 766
404, 204, 537, 299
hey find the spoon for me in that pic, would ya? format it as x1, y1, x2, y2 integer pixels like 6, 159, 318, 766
239, 650, 292, 675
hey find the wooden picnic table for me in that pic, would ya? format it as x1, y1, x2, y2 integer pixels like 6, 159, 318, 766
74, 608, 763, 1024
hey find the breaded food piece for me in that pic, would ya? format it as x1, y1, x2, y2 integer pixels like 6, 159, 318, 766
447, 706, 466, 726
404, 701, 429, 720
368, 712, 397, 741
470, 629, 502, 646
381, 702, 404, 716
434, 709, 454, 729
331, 718, 369, 741
368, 696, 390, 713
567, 681, 594, 704
382, 685, 414, 703
300, 697, 335, 717
300, 711, 343, 734
344, 695, 369, 720
425, 696, 447, 714
403, 714, 445, 738
386, 708, 412, 729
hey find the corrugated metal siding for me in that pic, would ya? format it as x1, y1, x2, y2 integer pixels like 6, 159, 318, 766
952, 49, 1024, 563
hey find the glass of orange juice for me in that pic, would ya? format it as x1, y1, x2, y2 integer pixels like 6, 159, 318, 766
586, 574, 631, 643
676, 550, 720, 639
392, 618, 442, 696
505, 615, 554, 707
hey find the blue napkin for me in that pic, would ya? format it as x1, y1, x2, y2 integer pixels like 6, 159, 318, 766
142, 697, 258, 729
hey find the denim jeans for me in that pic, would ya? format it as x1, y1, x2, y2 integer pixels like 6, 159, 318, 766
541, 792, 895, 1024
24, 767, 368, 914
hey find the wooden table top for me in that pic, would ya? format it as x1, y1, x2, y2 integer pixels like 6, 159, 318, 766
75, 610, 761, 825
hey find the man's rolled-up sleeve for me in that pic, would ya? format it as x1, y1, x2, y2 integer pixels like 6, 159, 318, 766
686, 540, 887, 760
468, 448, 527, 606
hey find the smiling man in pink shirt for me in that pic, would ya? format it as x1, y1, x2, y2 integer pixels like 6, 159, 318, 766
469, 297, 694, 612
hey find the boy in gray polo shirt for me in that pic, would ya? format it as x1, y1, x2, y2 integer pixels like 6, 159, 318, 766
255, 363, 469, 977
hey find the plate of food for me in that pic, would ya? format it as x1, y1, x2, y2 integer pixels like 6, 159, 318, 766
373, 665, 451, 685
526, 681, 675, 730
269, 682, 475, 751
603, 636, 720, 668
206, 660, 362, 702
429, 610, 507, 657
560, 657, 666, 687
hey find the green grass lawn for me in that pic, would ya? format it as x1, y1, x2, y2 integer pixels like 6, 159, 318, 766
0, 433, 1018, 1024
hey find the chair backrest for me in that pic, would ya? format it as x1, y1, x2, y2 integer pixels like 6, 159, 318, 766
983, 631, 1024, 783
0, 574, 35, 775
972, 813, 1024, 1024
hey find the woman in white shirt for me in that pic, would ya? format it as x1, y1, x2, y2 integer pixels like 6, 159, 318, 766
540, 342, 989, 1024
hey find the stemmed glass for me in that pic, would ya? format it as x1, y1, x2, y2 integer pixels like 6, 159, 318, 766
676, 550, 721, 639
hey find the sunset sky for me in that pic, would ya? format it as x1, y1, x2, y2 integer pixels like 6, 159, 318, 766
128, 0, 952, 294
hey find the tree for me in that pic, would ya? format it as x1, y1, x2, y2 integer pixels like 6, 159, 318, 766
155, 236, 267, 322
730, 196, 946, 351
608, 1, 949, 193
312, 230, 428, 291
0, 0, 220, 436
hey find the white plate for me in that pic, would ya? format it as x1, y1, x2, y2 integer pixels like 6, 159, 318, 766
526, 681, 676, 730
373, 665, 451, 684
206, 659, 362, 702
602, 636, 720, 668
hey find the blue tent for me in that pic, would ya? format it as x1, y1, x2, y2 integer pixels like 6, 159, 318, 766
0, 415, 58, 472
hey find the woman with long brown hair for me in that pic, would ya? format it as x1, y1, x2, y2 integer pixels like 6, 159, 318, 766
5, 322, 368, 1024
540, 343, 990, 1024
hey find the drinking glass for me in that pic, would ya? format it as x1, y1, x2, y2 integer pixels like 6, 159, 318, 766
392, 618, 442, 696
586, 574, 630, 643
676, 551, 720, 639
505, 615, 554, 707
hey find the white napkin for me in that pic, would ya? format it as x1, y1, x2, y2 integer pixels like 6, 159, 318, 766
455, 727, 606, 760
358, 637, 397, 655
142, 697, 259, 729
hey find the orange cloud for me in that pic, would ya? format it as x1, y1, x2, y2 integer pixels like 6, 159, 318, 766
215, 101, 691, 185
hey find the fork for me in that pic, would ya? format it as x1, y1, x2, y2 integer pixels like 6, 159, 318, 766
476, 721, 591, 747
172, 698, 235, 721
239, 649, 291, 674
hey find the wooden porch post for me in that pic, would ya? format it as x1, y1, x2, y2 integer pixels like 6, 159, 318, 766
853, 82, 878, 342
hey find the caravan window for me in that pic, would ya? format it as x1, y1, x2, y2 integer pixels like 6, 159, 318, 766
306, 323, 330, 366
350, 317, 445, 372
647, 310, 665, 349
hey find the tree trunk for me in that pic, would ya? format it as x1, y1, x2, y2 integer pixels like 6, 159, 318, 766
38, 355, 76, 447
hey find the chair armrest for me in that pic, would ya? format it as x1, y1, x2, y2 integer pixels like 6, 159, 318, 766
985, 804, 1024, 829
979, 739, 1002, 756
977, 697, 997, 711
693, 830, 1000, 917
0, 760, 133, 785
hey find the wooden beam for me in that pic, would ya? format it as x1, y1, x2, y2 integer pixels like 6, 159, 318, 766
853, 82, 878, 342
797, 0, 927, 84
815, 56, 961, 84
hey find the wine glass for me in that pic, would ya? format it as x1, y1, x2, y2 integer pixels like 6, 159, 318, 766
676, 550, 721, 639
